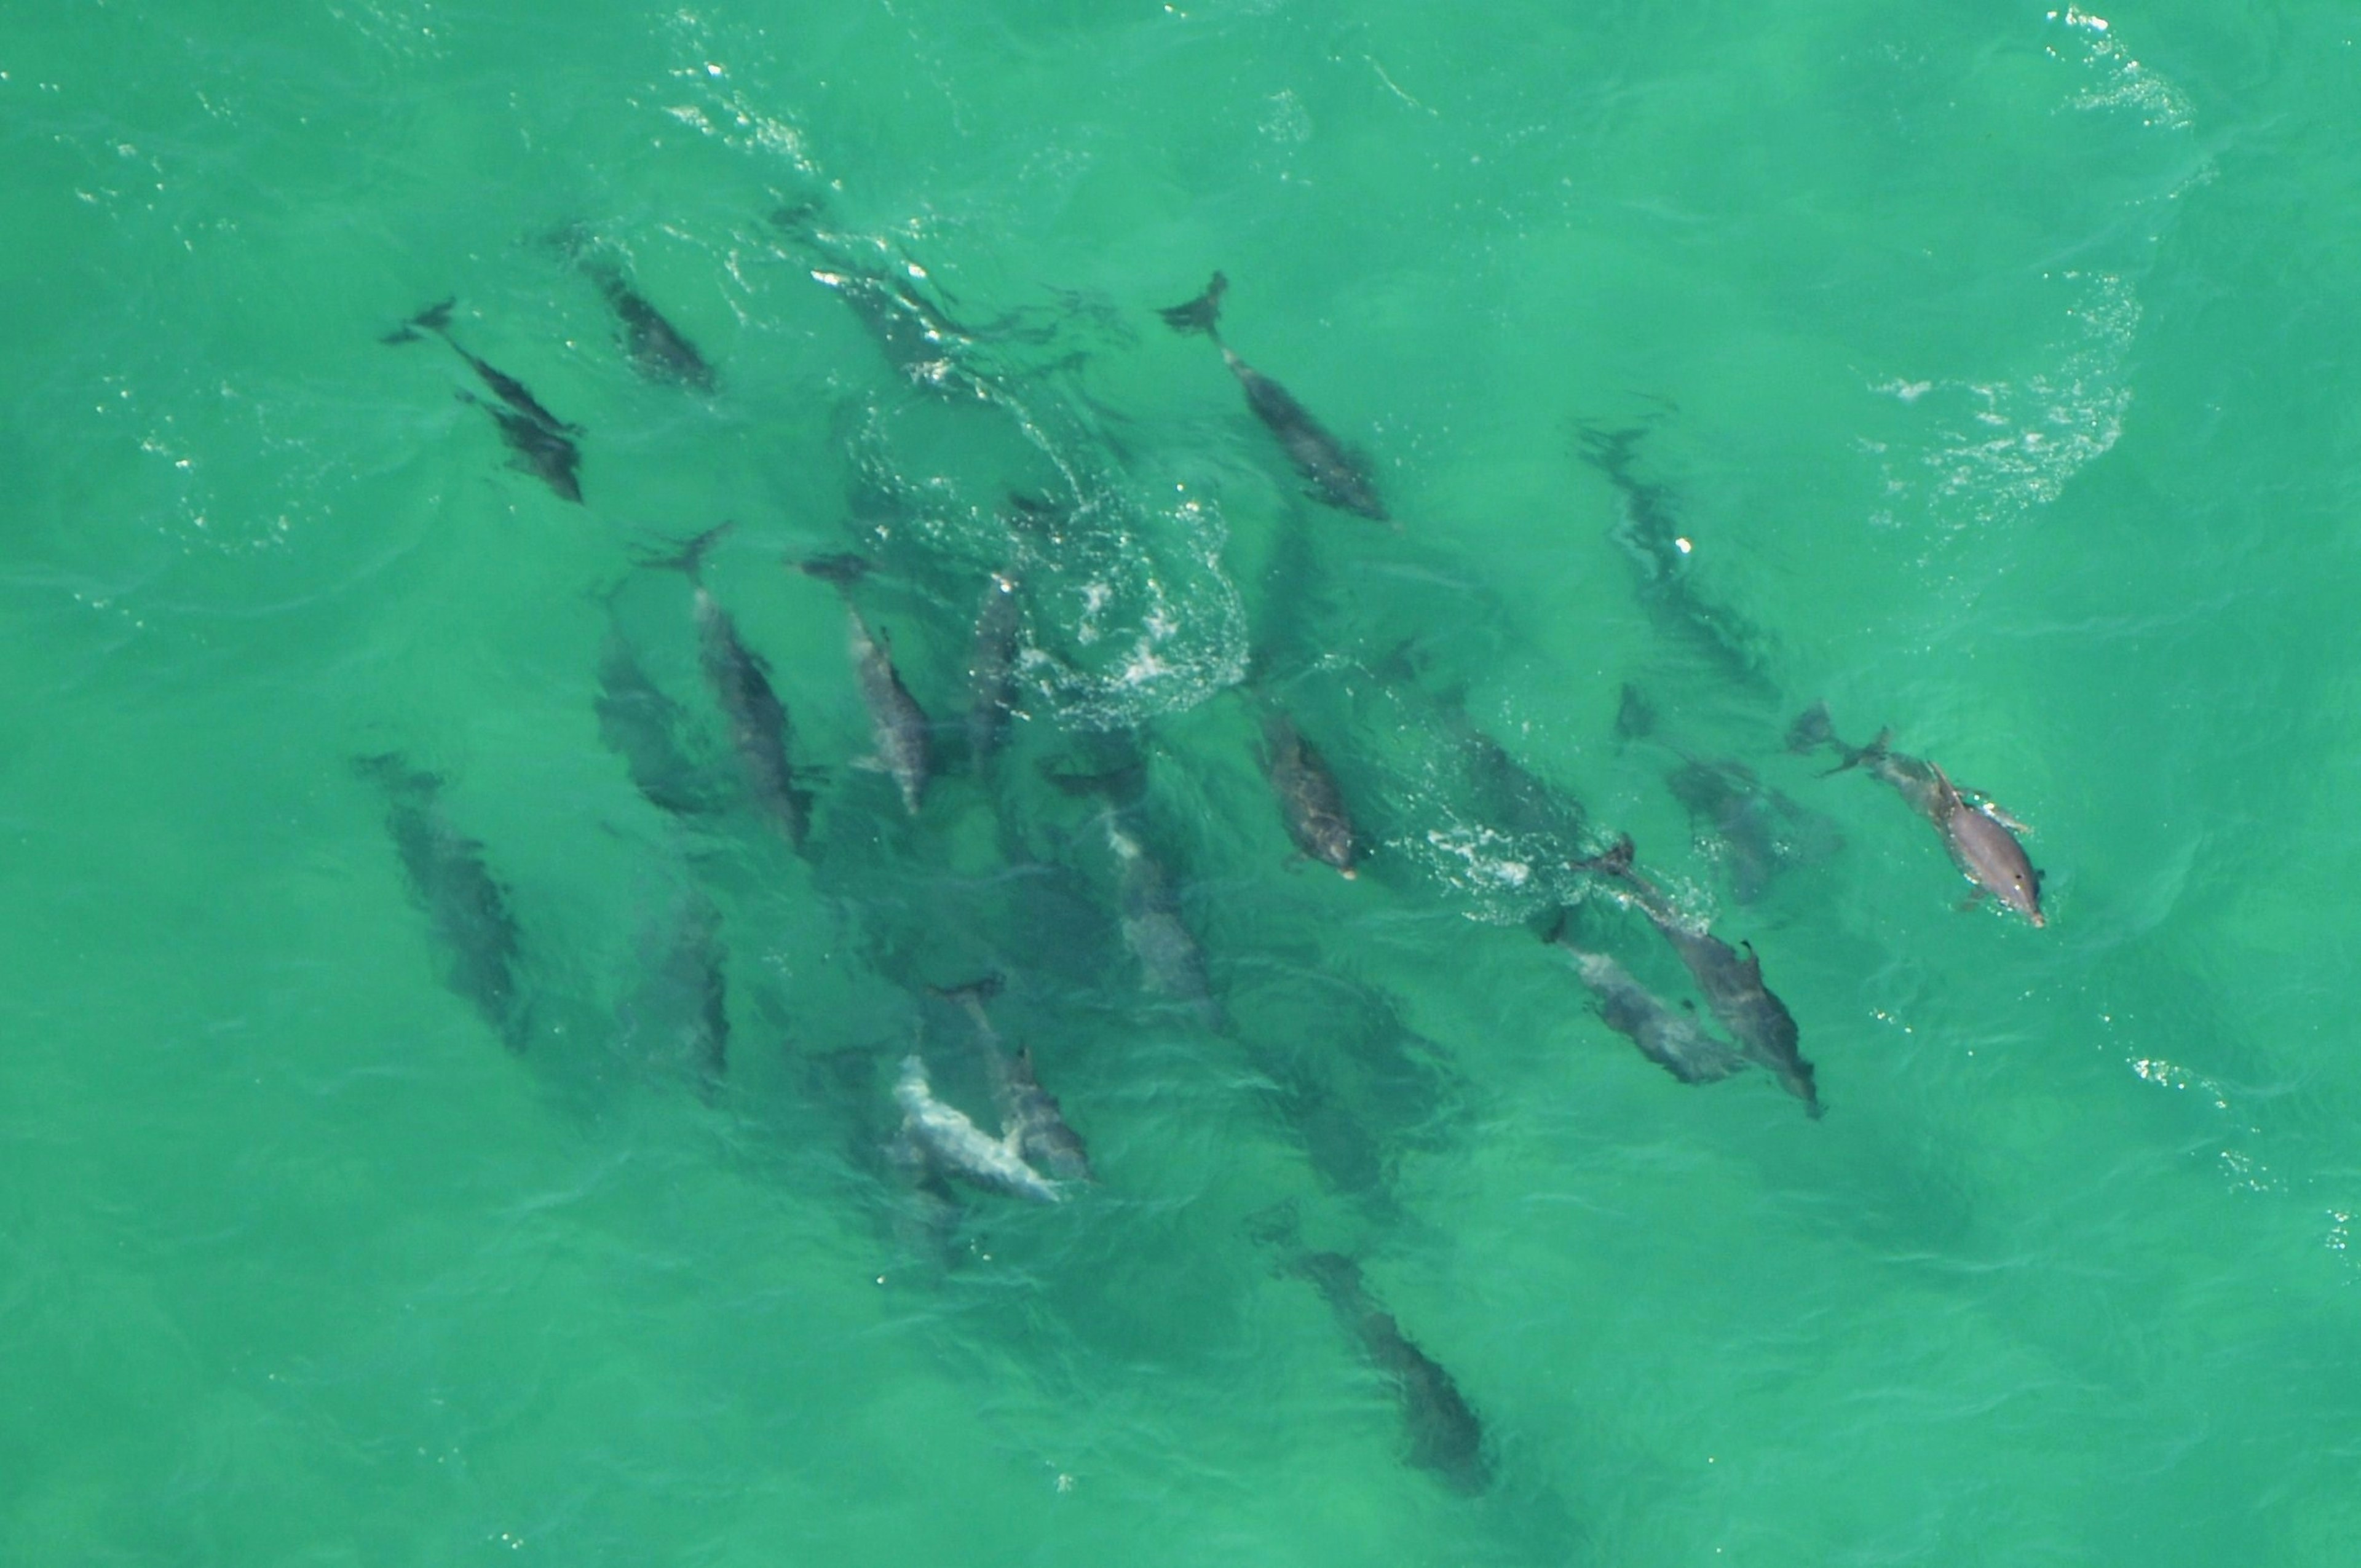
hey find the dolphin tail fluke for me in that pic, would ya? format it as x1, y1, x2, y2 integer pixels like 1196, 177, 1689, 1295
381, 296, 456, 345
1158, 272, 1228, 338
639, 521, 735, 580
1614, 683, 1658, 743
1573, 833, 1638, 881
1041, 759, 1149, 807
1785, 702, 1840, 756
927, 974, 1004, 1010
542, 220, 595, 263
1832, 727, 1894, 776
1244, 1198, 1303, 1254
799, 552, 872, 588
352, 750, 414, 788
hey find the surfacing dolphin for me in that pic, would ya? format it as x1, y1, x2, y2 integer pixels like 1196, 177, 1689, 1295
1161, 272, 1388, 521
1789, 703, 2044, 927
933, 978, 1094, 1182
892, 1053, 1064, 1205
799, 554, 933, 816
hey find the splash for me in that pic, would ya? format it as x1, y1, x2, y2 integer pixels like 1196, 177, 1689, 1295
1865, 9, 2199, 533
657, 12, 819, 175
2047, 7, 2194, 130
1016, 488, 1250, 732
1871, 270, 2139, 528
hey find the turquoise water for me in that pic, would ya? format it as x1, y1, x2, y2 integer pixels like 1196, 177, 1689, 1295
7, 0, 2361, 1560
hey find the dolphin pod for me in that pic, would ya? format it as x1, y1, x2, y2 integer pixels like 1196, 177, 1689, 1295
363, 223, 2058, 1508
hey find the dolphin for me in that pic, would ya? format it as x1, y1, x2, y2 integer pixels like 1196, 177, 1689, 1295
357, 754, 529, 1051
1789, 703, 2044, 927
386, 299, 583, 434
1262, 708, 1358, 877
595, 615, 723, 819
625, 892, 729, 1092
799, 555, 933, 815
1544, 918, 1747, 1085
935, 978, 1094, 1182
1105, 817, 1220, 1024
1576, 835, 1819, 1117
774, 207, 987, 395
386, 300, 584, 503
1575, 421, 1774, 695
892, 1053, 1064, 1205
1046, 751, 1224, 1026
1161, 272, 1388, 521
1251, 1206, 1489, 1494
645, 525, 817, 847
453, 390, 583, 504
551, 230, 716, 390
965, 569, 1026, 773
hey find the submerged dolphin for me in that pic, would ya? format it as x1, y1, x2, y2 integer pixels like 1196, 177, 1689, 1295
1046, 756, 1224, 1026
1789, 703, 2044, 927
454, 391, 583, 504
357, 754, 529, 1050
1161, 272, 1388, 520
1577, 835, 1819, 1117
624, 892, 729, 1092
1576, 421, 1774, 694
799, 555, 933, 815
1105, 817, 1220, 1024
595, 614, 723, 819
892, 1053, 1064, 1205
646, 525, 817, 847
551, 229, 716, 390
1252, 1206, 1489, 1493
965, 569, 1026, 773
1618, 685, 1841, 905
1544, 918, 1746, 1086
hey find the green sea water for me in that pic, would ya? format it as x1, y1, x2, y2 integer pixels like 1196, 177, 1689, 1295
7, 0, 2361, 1561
